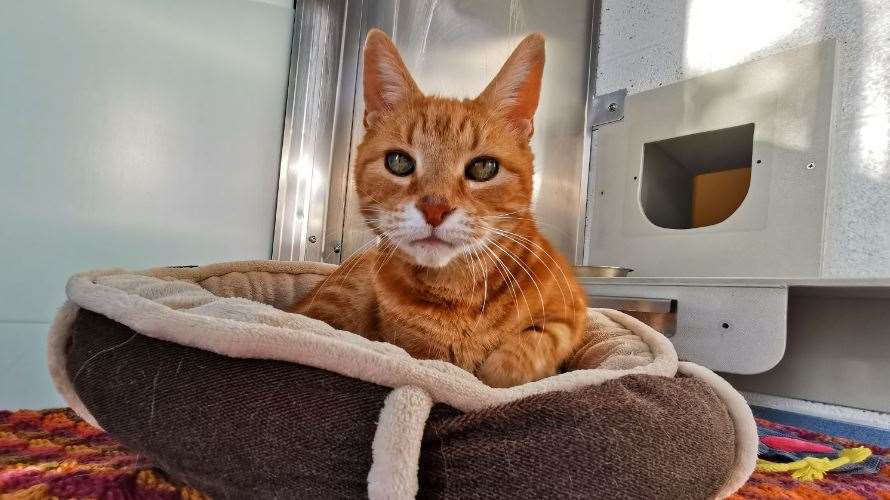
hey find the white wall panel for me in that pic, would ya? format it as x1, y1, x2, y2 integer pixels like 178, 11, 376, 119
0, 0, 293, 408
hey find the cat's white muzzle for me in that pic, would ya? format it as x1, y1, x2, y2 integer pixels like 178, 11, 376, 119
388, 204, 477, 268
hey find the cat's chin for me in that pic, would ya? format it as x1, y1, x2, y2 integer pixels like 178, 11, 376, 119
411, 253, 455, 268
404, 240, 461, 269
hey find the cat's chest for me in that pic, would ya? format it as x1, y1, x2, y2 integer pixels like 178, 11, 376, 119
375, 296, 522, 371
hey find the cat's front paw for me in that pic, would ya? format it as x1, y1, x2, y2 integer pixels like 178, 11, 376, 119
476, 349, 556, 388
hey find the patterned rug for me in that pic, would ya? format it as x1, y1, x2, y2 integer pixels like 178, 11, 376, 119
1, 409, 888, 499
731, 418, 890, 499
0, 409, 205, 499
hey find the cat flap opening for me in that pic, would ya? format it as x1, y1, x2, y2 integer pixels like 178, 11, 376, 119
640, 124, 755, 229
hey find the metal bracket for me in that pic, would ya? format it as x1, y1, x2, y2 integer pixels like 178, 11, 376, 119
589, 88, 627, 130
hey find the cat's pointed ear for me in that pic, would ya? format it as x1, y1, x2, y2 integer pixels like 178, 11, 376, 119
477, 33, 545, 140
362, 28, 422, 128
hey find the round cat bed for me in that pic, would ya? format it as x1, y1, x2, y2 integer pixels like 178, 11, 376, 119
48, 260, 757, 499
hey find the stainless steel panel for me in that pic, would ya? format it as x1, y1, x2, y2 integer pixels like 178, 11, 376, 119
322, 0, 366, 264
585, 294, 676, 337
340, 0, 596, 262
273, 0, 349, 262
584, 295, 673, 313
573, 265, 632, 277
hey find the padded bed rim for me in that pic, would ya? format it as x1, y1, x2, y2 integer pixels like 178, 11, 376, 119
53, 264, 681, 412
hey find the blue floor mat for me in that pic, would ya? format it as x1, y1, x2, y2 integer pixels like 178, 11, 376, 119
751, 405, 890, 448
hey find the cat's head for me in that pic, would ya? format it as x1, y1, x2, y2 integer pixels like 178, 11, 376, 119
354, 29, 545, 269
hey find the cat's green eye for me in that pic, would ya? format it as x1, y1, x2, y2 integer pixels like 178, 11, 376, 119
465, 157, 499, 182
384, 151, 415, 176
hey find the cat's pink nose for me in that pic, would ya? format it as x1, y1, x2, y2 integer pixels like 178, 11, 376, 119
416, 196, 455, 227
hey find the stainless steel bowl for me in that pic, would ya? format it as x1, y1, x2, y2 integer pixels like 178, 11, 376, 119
572, 266, 633, 278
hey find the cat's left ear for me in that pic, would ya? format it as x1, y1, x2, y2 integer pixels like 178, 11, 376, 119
476, 33, 545, 140
362, 28, 422, 128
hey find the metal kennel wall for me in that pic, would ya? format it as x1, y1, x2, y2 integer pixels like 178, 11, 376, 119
271, 0, 599, 265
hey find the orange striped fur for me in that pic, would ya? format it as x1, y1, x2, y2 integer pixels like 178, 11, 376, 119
293, 29, 587, 387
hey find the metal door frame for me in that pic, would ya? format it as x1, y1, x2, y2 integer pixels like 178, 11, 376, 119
272, 0, 363, 263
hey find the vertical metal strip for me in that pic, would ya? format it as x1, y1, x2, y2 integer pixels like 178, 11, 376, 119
577, 0, 603, 265
272, 0, 306, 260
339, 0, 399, 259
272, 0, 349, 262
324, 0, 366, 264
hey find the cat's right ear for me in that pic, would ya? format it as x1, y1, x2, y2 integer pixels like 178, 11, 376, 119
362, 28, 421, 128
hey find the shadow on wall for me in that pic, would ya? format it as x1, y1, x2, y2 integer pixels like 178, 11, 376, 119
698, 2, 890, 414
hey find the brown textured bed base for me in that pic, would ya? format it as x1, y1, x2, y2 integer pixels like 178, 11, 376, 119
68, 309, 735, 499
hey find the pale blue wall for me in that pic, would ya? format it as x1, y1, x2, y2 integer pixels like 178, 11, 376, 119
0, 0, 294, 408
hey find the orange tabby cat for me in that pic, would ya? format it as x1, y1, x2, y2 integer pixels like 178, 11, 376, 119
293, 29, 587, 388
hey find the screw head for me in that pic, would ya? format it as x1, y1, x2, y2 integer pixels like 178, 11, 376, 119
806, 162, 816, 170
607, 102, 618, 112
332, 243, 341, 254
308, 235, 318, 243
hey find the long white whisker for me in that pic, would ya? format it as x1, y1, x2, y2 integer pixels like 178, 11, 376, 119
482, 225, 570, 316
373, 238, 401, 277
473, 246, 488, 314
481, 223, 577, 312
481, 241, 530, 321
486, 237, 546, 325
355, 187, 388, 206
462, 248, 478, 300
477, 242, 520, 321
479, 208, 525, 219
464, 245, 488, 330
480, 215, 571, 237
486, 237, 547, 357
302, 234, 383, 310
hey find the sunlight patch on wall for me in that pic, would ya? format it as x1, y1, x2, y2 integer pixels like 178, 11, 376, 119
855, 30, 890, 182
683, 0, 815, 74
